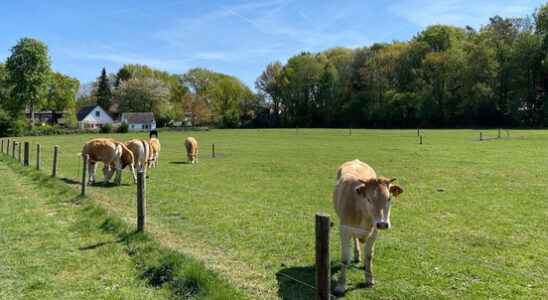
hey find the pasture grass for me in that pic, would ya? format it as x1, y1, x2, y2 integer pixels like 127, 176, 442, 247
2, 128, 547, 299
0, 155, 245, 300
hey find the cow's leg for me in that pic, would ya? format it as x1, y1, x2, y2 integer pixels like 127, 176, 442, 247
88, 161, 96, 185
103, 164, 112, 185
334, 227, 351, 296
353, 237, 361, 264
130, 163, 137, 184
364, 229, 378, 286
114, 160, 122, 185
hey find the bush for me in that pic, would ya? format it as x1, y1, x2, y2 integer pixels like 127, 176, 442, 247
118, 122, 129, 133
0, 109, 25, 137
100, 123, 112, 133
23, 124, 65, 136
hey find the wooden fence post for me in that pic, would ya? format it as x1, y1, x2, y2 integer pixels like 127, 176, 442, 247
81, 154, 88, 196
315, 213, 331, 300
480, 132, 483, 141
23, 142, 29, 166
498, 128, 501, 139
137, 171, 146, 232
52, 145, 59, 177
1, 139, 3, 154
420, 135, 423, 145
12, 142, 16, 159
7, 139, 10, 155
36, 144, 41, 170
212, 143, 216, 158
417, 128, 420, 137
18, 142, 22, 162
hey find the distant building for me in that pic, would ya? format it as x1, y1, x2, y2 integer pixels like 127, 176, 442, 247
76, 105, 113, 129
121, 112, 156, 131
25, 108, 68, 125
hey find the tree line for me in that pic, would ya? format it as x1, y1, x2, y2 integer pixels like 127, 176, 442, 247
255, 4, 548, 128
78, 64, 258, 128
2, 4, 548, 134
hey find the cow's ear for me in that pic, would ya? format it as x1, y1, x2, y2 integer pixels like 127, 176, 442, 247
355, 179, 370, 197
389, 184, 404, 198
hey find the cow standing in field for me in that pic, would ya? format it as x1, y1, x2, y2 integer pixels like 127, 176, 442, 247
185, 137, 198, 164
333, 159, 403, 295
148, 137, 161, 168
81, 138, 136, 185
126, 139, 150, 172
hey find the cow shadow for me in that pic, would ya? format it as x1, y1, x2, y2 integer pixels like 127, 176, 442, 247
276, 263, 341, 299
169, 161, 190, 165
61, 177, 80, 185
60, 177, 130, 188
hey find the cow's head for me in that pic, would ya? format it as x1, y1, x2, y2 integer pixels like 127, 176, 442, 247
355, 177, 403, 230
119, 143, 134, 169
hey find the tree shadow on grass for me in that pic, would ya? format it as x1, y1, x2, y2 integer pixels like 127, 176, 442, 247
276, 263, 340, 299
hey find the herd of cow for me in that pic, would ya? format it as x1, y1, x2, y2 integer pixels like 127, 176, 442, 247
80, 134, 198, 186
79, 132, 404, 295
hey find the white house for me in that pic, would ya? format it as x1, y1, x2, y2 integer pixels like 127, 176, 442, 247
121, 112, 156, 131
77, 105, 113, 129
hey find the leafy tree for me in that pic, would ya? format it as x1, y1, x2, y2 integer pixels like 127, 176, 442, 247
255, 62, 283, 125
5, 38, 51, 127
95, 67, 112, 110
113, 77, 170, 119
0, 64, 9, 108
181, 68, 255, 127
45, 72, 79, 125
115, 64, 189, 120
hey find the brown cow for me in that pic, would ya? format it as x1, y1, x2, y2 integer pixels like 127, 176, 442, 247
81, 138, 136, 185
126, 139, 150, 173
185, 137, 198, 164
148, 137, 161, 168
333, 159, 403, 295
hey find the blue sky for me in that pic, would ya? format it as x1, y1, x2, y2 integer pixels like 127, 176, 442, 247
1, 0, 545, 89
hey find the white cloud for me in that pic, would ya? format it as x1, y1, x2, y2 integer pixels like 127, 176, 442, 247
389, 0, 538, 29
153, 0, 370, 64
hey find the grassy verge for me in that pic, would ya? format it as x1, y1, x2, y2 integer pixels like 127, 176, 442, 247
0, 155, 245, 300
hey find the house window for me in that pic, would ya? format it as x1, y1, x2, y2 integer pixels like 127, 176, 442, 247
131, 125, 134, 129
95, 111, 100, 117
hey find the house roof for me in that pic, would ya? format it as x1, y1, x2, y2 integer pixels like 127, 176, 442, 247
123, 112, 155, 124
76, 105, 109, 121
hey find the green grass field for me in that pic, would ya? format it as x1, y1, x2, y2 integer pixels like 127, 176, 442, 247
2, 129, 547, 299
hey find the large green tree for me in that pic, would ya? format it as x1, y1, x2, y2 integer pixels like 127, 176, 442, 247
45, 72, 80, 125
5, 38, 51, 127
113, 77, 171, 121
